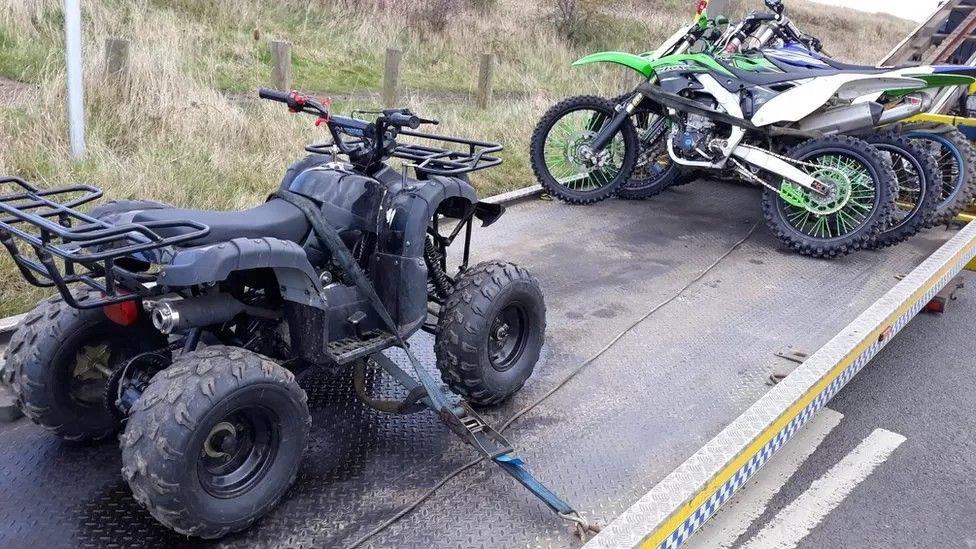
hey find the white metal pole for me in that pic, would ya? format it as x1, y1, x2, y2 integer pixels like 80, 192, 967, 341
64, 0, 86, 160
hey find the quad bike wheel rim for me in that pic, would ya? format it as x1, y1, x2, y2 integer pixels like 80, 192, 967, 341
198, 405, 280, 499
543, 108, 626, 192
488, 303, 529, 372
782, 152, 877, 240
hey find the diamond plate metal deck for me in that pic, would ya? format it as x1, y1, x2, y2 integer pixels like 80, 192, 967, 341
0, 181, 959, 548
585, 222, 976, 549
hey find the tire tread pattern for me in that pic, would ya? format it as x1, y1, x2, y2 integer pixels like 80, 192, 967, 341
530, 95, 637, 205
434, 261, 545, 405
761, 135, 897, 259
120, 346, 310, 539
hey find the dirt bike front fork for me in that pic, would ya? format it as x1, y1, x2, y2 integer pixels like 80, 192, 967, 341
589, 92, 644, 152
364, 353, 600, 538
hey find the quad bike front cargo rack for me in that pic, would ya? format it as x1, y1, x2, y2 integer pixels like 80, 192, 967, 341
0, 176, 209, 309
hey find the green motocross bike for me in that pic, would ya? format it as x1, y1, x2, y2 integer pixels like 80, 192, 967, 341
530, 1, 976, 257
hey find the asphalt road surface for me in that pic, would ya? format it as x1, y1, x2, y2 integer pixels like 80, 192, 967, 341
689, 271, 976, 549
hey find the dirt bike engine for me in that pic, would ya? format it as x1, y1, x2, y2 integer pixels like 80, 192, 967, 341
674, 112, 716, 157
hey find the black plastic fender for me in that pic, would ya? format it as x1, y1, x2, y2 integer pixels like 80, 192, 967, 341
370, 167, 481, 333
160, 238, 325, 309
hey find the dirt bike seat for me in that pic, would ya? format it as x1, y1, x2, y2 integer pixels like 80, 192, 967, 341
132, 199, 311, 246
818, 58, 901, 73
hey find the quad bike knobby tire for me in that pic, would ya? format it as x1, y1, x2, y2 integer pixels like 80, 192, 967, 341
762, 135, 897, 259
435, 261, 545, 406
5, 291, 167, 441
863, 133, 941, 249
121, 346, 310, 538
530, 95, 638, 205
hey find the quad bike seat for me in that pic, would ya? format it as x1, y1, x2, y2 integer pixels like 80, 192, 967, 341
131, 199, 311, 246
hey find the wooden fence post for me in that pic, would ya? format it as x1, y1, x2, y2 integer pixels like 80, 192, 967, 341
104, 37, 129, 81
475, 53, 494, 109
270, 40, 292, 90
383, 48, 403, 107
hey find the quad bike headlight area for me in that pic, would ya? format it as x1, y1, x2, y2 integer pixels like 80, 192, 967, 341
0, 179, 972, 548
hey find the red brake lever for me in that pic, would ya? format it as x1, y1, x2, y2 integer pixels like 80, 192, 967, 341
313, 96, 333, 127
287, 90, 306, 113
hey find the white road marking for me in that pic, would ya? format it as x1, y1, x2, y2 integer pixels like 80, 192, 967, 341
685, 409, 844, 549
740, 428, 907, 549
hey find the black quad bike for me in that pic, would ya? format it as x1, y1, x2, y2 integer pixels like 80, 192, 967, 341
0, 89, 595, 538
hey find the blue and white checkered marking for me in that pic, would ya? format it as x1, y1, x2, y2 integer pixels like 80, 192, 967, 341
657, 260, 962, 549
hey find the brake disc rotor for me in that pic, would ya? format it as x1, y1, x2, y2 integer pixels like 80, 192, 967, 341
565, 131, 612, 172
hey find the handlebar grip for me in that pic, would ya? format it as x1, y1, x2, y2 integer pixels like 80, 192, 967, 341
751, 11, 779, 22
387, 112, 422, 129
258, 88, 292, 103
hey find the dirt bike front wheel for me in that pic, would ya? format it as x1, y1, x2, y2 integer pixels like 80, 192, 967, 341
530, 95, 637, 205
762, 135, 897, 259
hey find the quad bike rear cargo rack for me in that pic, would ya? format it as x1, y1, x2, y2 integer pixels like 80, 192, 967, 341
0, 176, 209, 309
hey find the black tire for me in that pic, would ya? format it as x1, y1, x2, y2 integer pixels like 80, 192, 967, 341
901, 127, 976, 225
611, 94, 680, 200
121, 346, 310, 538
862, 133, 942, 249
5, 291, 167, 441
434, 261, 545, 406
761, 135, 897, 259
530, 95, 638, 205
669, 168, 700, 187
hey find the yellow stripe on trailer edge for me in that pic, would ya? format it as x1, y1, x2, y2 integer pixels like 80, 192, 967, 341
905, 112, 976, 126
583, 221, 976, 549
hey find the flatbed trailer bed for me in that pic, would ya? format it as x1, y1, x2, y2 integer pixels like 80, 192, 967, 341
0, 180, 971, 548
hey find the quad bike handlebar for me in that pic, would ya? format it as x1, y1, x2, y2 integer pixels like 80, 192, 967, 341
259, 87, 501, 176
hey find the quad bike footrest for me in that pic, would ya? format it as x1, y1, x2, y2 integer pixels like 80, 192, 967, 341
327, 330, 399, 365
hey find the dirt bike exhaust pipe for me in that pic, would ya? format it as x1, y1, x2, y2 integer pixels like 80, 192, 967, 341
798, 102, 884, 135
148, 295, 278, 334
798, 94, 928, 135
875, 93, 930, 126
